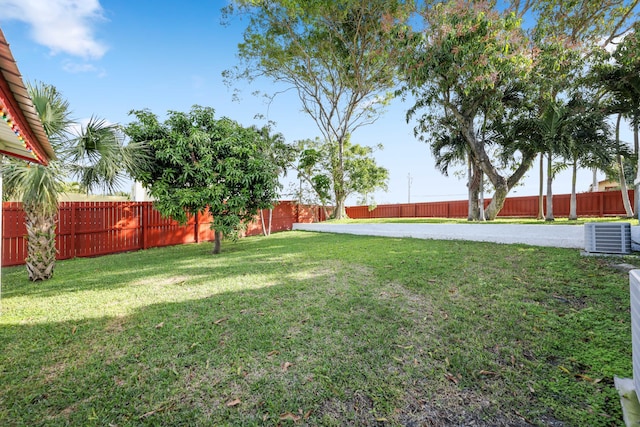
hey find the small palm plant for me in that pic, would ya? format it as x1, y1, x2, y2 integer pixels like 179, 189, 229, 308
2, 82, 141, 281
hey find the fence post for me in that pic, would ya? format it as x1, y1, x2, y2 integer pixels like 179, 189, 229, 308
195, 212, 199, 243
70, 203, 76, 260
142, 203, 148, 250
600, 192, 605, 217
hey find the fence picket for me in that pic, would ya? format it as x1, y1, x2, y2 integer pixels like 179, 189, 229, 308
2, 200, 315, 267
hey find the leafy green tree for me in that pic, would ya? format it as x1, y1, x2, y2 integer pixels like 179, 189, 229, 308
223, 0, 412, 218
527, 0, 638, 218
255, 126, 296, 236
403, 1, 537, 220
3, 82, 131, 281
124, 106, 282, 254
59, 181, 86, 194
294, 137, 389, 215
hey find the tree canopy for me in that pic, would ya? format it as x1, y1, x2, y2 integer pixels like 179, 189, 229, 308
402, 2, 538, 219
124, 106, 282, 254
224, 0, 413, 218
295, 137, 389, 214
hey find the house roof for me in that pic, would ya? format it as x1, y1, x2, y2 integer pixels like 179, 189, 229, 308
0, 27, 53, 165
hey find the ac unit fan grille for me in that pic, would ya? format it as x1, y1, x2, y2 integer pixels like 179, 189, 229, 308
584, 223, 631, 254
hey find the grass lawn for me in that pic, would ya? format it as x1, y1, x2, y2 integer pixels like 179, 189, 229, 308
0, 231, 633, 426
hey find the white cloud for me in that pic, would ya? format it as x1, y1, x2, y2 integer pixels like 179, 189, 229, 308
63, 62, 96, 73
0, 0, 108, 59
62, 61, 108, 77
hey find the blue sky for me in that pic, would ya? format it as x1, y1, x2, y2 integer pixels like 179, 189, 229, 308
0, 0, 619, 205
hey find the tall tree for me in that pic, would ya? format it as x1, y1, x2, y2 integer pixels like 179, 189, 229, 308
294, 137, 389, 215
563, 97, 615, 220
593, 25, 640, 217
124, 106, 282, 254
2, 82, 131, 281
223, 0, 413, 218
403, 1, 537, 220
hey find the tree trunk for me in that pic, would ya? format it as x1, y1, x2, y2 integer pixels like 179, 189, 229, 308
260, 210, 267, 236
24, 204, 57, 281
462, 116, 535, 220
616, 114, 634, 217
538, 153, 544, 220
483, 176, 508, 220
545, 152, 554, 221
467, 153, 474, 221
334, 195, 347, 219
467, 155, 481, 221
479, 170, 486, 221
268, 208, 273, 235
322, 206, 330, 221
592, 168, 598, 192
212, 230, 222, 254
569, 160, 578, 220
332, 137, 347, 220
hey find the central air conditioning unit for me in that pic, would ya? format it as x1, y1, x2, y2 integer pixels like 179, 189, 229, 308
630, 270, 640, 403
584, 223, 631, 255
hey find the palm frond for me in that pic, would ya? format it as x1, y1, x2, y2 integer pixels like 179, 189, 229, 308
2, 159, 63, 214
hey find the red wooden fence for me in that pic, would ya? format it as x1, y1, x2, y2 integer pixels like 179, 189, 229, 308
2, 200, 324, 267
346, 190, 635, 219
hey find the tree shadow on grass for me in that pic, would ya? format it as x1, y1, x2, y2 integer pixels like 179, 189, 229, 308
0, 262, 445, 426
1, 232, 331, 300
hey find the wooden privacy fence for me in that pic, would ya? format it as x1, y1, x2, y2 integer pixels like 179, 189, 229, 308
2, 200, 324, 267
346, 190, 635, 219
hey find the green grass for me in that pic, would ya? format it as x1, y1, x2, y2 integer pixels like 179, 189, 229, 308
0, 231, 633, 426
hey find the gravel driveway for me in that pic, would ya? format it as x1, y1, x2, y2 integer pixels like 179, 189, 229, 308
292, 223, 585, 249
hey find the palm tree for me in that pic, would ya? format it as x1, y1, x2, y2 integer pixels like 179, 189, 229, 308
562, 96, 615, 220
2, 82, 134, 281
539, 101, 570, 221
593, 30, 640, 217
3, 161, 62, 280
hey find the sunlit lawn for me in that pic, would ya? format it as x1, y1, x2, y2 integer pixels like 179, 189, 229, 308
0, 231, 632, 426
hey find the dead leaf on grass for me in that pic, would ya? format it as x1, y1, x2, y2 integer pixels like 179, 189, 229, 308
267, 350, 280, 357
279, 412, 301, 421
155, 322, 164, 329
281, 362, 293, 372
445, 373, 459, 384
214, 317, 228, 325
71, 326, 77, 334
226, 398, 241, 407
576, 373, 600, 382
395, 344, 413, 350
479, 370, 497, 376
